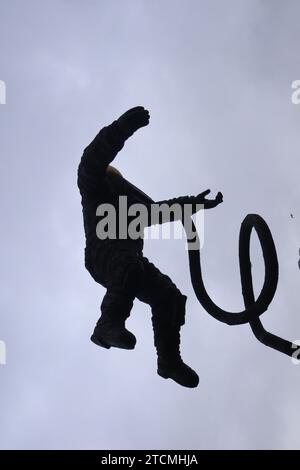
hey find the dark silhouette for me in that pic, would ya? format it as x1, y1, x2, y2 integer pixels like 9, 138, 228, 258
77, 106, 222, 388
188, 212, 298, 358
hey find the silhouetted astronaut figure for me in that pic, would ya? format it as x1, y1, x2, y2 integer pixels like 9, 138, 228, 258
77, 107, 223, 388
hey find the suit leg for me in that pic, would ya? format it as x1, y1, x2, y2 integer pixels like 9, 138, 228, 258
135, 256, 187, 327
91, 242, 145, 350
135, 256, 199, 388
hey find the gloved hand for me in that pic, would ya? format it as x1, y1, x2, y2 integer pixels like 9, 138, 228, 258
194, 189, 223, 209
155, 190, 223, 224
117, 106, 150, 140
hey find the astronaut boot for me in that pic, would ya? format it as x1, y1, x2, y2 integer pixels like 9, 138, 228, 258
91, 293, 136, 350
153, 322, 199, 388
152, 294, 199, 388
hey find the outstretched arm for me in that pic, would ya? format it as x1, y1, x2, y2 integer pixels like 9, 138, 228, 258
145, 190, 223, 226
77, 106, 150, 197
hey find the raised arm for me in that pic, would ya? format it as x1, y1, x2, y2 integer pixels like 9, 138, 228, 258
77, 106, 150, 197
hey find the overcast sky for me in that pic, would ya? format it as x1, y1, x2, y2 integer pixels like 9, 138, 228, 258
1, 0, 300, 450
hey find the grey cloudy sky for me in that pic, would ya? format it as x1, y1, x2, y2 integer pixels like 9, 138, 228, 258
1, 0, 300, 450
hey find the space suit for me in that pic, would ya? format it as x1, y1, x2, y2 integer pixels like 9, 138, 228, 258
77, 106, 223, 388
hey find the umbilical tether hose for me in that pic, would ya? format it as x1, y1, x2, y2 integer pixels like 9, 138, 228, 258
186, 213, 296, 357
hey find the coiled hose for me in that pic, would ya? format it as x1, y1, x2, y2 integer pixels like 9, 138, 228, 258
185, 213, 296, 357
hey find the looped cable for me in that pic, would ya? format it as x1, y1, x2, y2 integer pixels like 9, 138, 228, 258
185, 213, 297, 357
